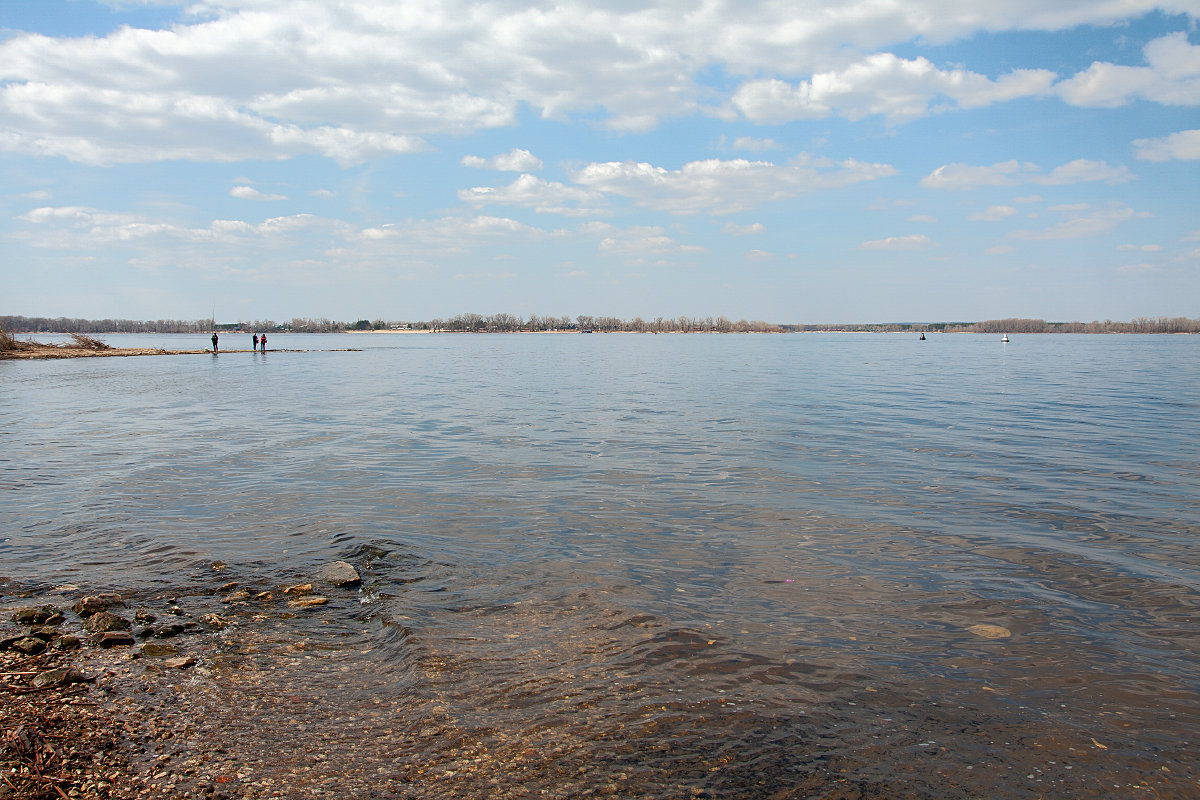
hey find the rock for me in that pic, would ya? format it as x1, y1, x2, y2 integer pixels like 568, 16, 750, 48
136, 626, 156, 638
141, 643, 179, 658
211, 561, 228, 571
217, 581, 238, 593
317, 561, 361, 587
54, 635, 82, 651
154, 623, 188, 639
93, 631, 135, 648
288, 596, 329, 608
28, 626, 61, 641
163, 656, 196, 670
73, 594, 124, 617
134, 608, 157, 623
222, 590, 251, 603
199, 613, 226, 628
11, 636, 46, 655
283, 583, 313, 595
32, 667, 91, 689
254, 591, 274, 601
967, 624, 1012, 639
84, 611, 131, 633
167, 605, 184, 616
12, 605, 63, 625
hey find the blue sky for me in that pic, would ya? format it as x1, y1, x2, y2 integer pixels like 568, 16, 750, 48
1, 1, 1197, 324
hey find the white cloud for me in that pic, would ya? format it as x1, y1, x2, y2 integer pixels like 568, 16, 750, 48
459, 173, 605, 216
309, 188, 336, 198
1056, 33, 1200, 108
986, 244, 1016, 255
453, 270, 517, 281
969, 205, 1017, 221
921, 158, 1135, 190
744, 249, 773, 261
1014, 194, 1043, 203
908, 214, 938, 223
1133, 128, 1200, 161
1118, 262, 1157, 273
572, 155, 896, 216
732, 54, 1055, 124
4, 1, 1192, 165
230, 185, 287, 200
1117, 243, 1162, 251
723, 222, 765, 235
727, 136, 781, 152
593, 225, 707, 258
1009, 203, 1151, 240
461, 148, 544, 171
858, 234, 934, 251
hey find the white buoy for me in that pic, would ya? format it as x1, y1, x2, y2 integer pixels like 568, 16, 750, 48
1002, 333, 1009, 343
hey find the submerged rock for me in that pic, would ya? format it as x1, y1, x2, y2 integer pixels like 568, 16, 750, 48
84, 611, 131, 633
222, 590, 251, 603
134, 608, 157, 623
283, 583, 313, 595
968, 623, 1012, 639
154, 622, 189, 639
73, 594, 124, 617
141, 643, 179, 658
317, 561, 361, 587
288, 596, 329, 608
163, 656, 196, 670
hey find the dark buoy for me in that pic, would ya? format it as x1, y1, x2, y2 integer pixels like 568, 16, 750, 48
919, 333, 926, 340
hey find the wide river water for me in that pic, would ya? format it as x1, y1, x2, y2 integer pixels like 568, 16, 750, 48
2, 332, 1198, 798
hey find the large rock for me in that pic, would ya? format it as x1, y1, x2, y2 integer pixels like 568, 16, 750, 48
93, 631, 135, 648
12, 606, 63, 625
10, 636, 46, 655
73, 594, 124, 617
32, 667, 91, 689
84, 611, 131, 633
317, 561, 361, 587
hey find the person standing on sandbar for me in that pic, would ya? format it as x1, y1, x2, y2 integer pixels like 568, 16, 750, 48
211, 332, 218, 352
260, 333, 267, 351
253, 333, 259, 350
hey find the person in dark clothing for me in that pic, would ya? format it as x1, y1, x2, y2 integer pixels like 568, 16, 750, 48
253, 333, 259, 350
259, 333, 266, 351
211, 332, 218, 352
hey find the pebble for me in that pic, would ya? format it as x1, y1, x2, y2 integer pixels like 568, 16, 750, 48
222, 591, 251, 603
283, 584, 313, 595
163, 656, 196, 670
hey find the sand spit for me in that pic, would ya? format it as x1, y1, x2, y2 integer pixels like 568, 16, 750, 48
1, 345, 360, 360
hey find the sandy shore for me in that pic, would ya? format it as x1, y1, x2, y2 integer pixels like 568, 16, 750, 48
1, 345, 210, 360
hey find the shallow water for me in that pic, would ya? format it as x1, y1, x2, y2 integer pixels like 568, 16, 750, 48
2, 332, 1198, 797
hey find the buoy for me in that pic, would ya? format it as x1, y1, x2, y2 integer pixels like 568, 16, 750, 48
1002, 334, 1009, 343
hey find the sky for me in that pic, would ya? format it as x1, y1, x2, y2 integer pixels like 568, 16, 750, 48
1, 1, 1198, 324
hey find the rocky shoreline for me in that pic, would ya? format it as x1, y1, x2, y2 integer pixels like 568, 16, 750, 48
0, 562, 363, 799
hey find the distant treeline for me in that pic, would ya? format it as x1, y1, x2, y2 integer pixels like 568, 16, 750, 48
1, 314, 783, 334
3, 314, 1198, 335
790, 316, 1200, 334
